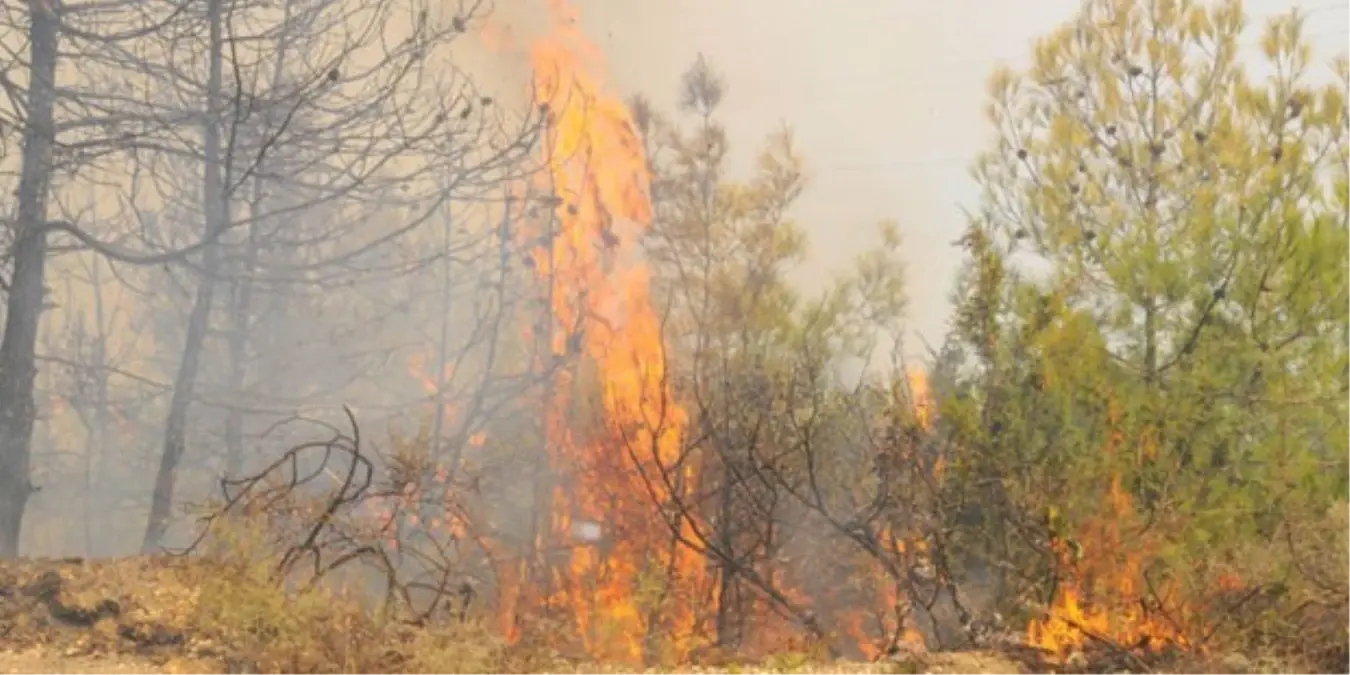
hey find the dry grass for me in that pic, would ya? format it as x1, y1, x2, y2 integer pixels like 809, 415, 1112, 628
0, 550, 1340, 674
0, 550, 1043, 674
0, 554, 983, 674
0, 548, 525, 673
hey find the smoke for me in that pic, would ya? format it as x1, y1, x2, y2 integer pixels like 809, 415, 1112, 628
486, 0, 1083, 352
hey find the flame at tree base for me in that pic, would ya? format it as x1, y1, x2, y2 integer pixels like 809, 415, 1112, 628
462, 4, 946, 664
1028, 476, 1191, 660
488, 0, 708, 665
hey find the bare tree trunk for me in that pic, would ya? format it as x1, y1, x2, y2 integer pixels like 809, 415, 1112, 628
222, 190, 261, 479
531, 204, 559, 609
420, 194, 453, 530
142, 0, 227, 552
714, 457, 738, 650
0, 0, 62, 557
222, 0, 291, 479
86, 259, 113, 557
222, 281, 248, 478
144, 244, 223, 551
221, 274, 249, 478
428, 203, 453, 459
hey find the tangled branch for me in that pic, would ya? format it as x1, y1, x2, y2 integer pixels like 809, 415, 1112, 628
175, 406, 482, 625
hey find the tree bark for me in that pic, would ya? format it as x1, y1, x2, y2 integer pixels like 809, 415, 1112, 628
222, 0, 291, 479
0, 0, 62, 557
222, 193, 260, 479
142, 0, 227, 552
85, 259, 113, 557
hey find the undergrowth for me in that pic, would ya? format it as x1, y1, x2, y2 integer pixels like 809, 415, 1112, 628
184, 516, 535, 673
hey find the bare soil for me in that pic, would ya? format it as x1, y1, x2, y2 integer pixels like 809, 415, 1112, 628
0, 555, 1236, 674
0, 556, 1114, 674
0, 650, 1026, 675
0, 649, 217, 674
0, 557, 228, 672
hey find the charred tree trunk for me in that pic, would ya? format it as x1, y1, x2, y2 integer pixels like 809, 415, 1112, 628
0, 0, 61, 557
714, 452, 740, 650
142, 0, 227, 551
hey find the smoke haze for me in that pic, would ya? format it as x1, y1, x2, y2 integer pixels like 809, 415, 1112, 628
481, 0, 1347, 351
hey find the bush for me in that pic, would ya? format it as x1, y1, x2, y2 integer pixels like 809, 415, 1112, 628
165, 512, 526, 673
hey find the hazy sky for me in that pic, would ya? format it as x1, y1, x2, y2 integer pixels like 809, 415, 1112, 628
541, 0, 1348, 354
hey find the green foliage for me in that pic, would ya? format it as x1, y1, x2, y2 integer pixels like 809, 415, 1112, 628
759, 649, 814, 673
939, 0, 1348, 662
655, 74, 912, 479
636, 57, 919, 656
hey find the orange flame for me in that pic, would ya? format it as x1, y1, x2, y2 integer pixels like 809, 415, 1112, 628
829, 368, 934, 659
907, 367, 933, 432
1026, 397, 1204, 660
1028, 475, 1189, 658
500, 0, 709, 664
469, 11, 951, 663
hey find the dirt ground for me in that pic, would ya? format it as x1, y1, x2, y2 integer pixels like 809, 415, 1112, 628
0, 650, 143, 674
610, 652, 1027, 674
0, 653, 1020, 675
0, 653, 1031, 675
0, 656, 1020, 675
0, 649, 218, 674
0, 555, 1030, 674
0, 556, 1163, 674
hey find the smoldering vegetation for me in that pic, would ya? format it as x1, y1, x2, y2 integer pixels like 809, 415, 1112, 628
0, 0, 951, 662
0, 0, 1345, 673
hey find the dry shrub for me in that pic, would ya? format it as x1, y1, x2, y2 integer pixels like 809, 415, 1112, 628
1271, 503, 1349, 673
1200, 502, 1350, 674
160, 411, 538, 672
185, 512, 514, 673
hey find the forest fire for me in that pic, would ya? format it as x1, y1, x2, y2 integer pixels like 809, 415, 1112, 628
1028, 475, 1190, 660
498, 0, 708, 664
907, 368, 933, 432
399, 1, 945, 664
840, 543, 927, 660
5, 0, 1342, 669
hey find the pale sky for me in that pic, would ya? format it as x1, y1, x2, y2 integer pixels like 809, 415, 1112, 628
510, 0, 1349, 353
